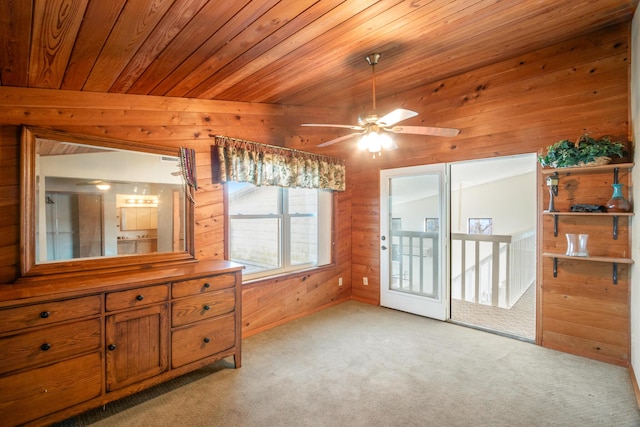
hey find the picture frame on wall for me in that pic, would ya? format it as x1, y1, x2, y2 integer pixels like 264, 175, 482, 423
468, 218, 492, 235
424, 218, 439, 232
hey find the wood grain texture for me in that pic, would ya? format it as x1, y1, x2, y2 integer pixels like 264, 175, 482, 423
29, 0, 88, 88
0, 1, 635, 110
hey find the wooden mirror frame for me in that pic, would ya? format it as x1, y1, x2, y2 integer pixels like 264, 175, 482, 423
20, 126, 195, 277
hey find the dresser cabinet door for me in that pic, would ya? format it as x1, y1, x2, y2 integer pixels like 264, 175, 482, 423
105, 304, 169, 391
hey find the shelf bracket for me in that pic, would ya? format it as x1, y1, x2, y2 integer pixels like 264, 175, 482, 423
613, 263, 618, 285
613, 216, 618, 240
553, 214, 558, 237
553, 257, 558, 278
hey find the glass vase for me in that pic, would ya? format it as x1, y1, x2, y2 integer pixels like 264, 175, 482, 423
566, 233, 589, 257
606, 183, 631, 212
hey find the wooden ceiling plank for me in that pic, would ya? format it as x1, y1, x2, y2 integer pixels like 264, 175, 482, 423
368, 2, 636, 104
217, 0, 485, 106
283, 0, 634, 108
126, 0, 247, 95
0, 0, 33, 87
270, 0, 562, 107
187, 0, 349, 99
109, 0, 210, 94
60, 0, 127, 90
149, 0, 281, 97
28, 0, 89, 89
166, 0, 322, 98
82, 0, 176, 92
193, 0, 379, 100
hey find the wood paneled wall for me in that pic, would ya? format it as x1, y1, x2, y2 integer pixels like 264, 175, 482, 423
0, 21, 633, 361
0, 87, 352, 335
333, 23, 631, 307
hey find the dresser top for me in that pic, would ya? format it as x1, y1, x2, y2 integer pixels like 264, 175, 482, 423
0, 259, 244, 306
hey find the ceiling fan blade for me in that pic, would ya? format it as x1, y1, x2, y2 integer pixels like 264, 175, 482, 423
376, 109, 418, 127
317, 132, 362, 147
388, 125, 460, 137
302, 123, 363, 130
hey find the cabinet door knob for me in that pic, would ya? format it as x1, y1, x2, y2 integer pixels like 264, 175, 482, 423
40, 343, 51, 351
136, 295, 144, 301
203, 337, 211, 343
203, 304, 210, 311
108, 344, 117, 351
40, 311, 50, 319
203, 282, 210, 288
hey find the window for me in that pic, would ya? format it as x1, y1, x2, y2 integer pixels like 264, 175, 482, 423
227, 182, 332, 280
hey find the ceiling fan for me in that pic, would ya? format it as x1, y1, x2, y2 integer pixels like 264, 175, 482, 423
302, 53, 460, 157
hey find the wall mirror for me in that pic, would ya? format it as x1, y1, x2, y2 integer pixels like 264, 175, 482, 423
21, 127, 195, 277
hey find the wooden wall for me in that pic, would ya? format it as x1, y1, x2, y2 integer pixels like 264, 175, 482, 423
0, 87, 352, 336
300, 22, 631, 305
0, 21, 633, 363
290, 23, 631, 363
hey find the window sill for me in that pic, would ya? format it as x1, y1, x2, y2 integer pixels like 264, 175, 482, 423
241, 263, 337, 289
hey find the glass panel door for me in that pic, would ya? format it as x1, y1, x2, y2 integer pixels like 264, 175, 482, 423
380, 164, 447, 320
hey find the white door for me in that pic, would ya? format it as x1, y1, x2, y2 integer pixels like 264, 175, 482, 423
380, 164, 447, 320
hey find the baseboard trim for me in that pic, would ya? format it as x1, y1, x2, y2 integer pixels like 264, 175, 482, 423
629, 363, 640, 409
351, 295, 379, 305
241, 297, 350, 338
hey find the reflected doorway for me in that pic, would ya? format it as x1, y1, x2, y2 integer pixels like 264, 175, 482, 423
449, 154, 537, 341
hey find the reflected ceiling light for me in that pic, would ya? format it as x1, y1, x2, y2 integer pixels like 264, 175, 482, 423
96, 183, 111, 191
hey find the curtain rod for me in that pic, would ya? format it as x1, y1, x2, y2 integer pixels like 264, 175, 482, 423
211, 134, 344, 163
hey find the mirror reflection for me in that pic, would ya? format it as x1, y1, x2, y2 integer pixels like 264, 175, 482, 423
35, 137, 186, 263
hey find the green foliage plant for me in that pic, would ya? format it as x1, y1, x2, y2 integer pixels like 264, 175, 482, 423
538, 134, 624, 168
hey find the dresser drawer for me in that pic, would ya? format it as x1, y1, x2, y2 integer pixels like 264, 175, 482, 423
106, 284, 169, 311
0, 318, 101, 375
172, 273, 236, 298
0, 352, 102, 426
0, 295, 102, 334
171, 313, 235, 368
171, 288, 235, 327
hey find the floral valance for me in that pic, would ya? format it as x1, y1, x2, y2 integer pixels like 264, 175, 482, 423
211, 135, 346, 192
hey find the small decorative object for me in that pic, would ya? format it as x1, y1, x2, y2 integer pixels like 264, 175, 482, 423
538, 134, 624, 168
566, 233, 589, 257
570, 204, 606, 212
606, 183, 631, 212
546, 172, 559, 212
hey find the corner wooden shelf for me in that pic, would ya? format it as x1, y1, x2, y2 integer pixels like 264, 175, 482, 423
542, 252, 633, 284
543, 211, 634, 239
540, 162, 634, 175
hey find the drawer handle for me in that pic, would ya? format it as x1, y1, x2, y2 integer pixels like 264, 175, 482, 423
108, 344, 117, 351
40, 311, 50, 319
203, 305, 210, 311
136, 295, 144, 301
40, 343, 51, 351
203, 337, 210, 343
203, 282, 210, 288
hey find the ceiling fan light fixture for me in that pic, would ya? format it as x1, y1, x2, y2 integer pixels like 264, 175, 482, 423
96, 183, 111, 191
358, 130, 395, 154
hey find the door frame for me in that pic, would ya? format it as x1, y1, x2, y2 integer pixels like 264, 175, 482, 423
379, 164, 449, 320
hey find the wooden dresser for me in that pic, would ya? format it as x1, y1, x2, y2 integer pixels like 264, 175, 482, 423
0, 259, 243, 426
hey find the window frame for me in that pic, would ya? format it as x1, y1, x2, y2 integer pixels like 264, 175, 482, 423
225, 183, 334, 282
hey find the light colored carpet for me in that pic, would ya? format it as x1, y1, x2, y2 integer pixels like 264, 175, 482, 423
58, 301, 639, 426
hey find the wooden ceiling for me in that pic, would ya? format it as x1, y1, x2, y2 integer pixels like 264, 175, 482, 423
1, 0, 637, 110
